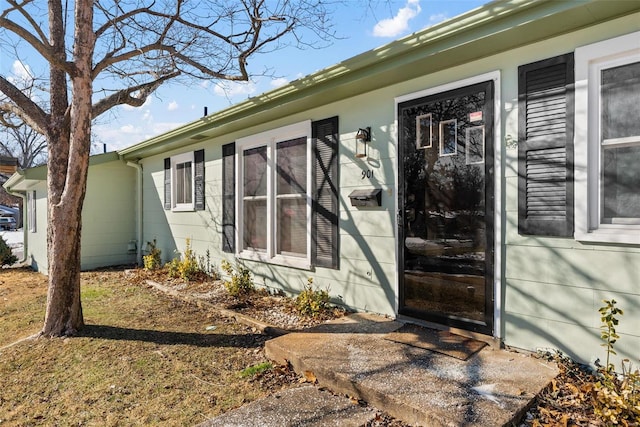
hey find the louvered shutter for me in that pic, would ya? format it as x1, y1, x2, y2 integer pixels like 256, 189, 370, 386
222, 142, 236, 253
518, 53, 574, 237
164, 157, 171, 210
312, 117, 339, 269
194, 149, 205, 211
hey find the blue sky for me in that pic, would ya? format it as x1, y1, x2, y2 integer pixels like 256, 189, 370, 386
3, 0, 488, 151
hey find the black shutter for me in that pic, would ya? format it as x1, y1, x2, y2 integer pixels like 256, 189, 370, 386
164, 157, 171, 210
312, 117, 339, 269
518, 53, 574, 237
194, 149, 205, 211
222, 142, 236, 253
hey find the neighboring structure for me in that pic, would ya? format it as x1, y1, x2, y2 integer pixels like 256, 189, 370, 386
0, 156, 22, 226
4, 152, 138, 270
5, 0, 640, 365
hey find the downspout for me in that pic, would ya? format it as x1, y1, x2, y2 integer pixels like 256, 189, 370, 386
126, 160, 143, 265
4, 188, 28, 264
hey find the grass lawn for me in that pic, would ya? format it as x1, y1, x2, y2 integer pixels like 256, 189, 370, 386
0, 268, 282, 426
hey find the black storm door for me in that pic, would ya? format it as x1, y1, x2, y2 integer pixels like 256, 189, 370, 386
398, 80, 494, 335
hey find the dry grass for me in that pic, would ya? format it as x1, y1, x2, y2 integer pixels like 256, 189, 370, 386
0, 268, 292, 426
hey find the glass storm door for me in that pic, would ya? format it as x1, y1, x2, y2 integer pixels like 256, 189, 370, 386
397, 80, 494, 335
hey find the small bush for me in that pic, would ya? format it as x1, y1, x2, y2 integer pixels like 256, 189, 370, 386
220, 259, 254, 297
0, 235, 17, 266
593, 299, 640, 424
167, 239, 202, 282
295, 278, 330, 318
143, 239, 162, 270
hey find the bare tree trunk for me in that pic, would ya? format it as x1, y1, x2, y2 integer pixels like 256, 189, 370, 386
41, 0, 93, 337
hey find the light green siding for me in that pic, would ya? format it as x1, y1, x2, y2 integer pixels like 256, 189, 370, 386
80, 159, 137, 270
130, 4, 640, 366
21, 157, 137, 272
501, 15, 640, 365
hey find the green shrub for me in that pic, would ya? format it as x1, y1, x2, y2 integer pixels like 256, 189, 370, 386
143, 239, 162, 270
167, 239, 202, 282
295, 278, 330, 318
220, 259, 254, 297
0, 235, 17, 266
593, 299, 640, 424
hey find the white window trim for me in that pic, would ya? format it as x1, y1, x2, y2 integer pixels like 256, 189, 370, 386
28, 190, 36, 233
171, 151, 195, 211
235, 120, 312, 270
575, 31, 640, 245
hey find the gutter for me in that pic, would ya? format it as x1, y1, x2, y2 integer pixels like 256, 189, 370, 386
125, 160, 143, 265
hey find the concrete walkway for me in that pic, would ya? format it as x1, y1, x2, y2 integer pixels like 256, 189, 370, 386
202, 313, 558, 426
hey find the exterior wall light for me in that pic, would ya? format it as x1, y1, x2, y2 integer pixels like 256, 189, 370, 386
355, 127, 371, 158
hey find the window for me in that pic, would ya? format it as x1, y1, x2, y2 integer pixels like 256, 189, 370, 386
28, 190, 36, 233
173, 152, 193, 209
221, 118, 339, 269
164, 149, 205, 211
575, 31, 640, 244
237, 122, 312, 268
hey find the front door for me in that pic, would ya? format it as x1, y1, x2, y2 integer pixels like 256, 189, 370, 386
397, 80, 494, 335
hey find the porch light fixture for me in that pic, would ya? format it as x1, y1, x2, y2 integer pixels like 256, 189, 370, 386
355, 127, 371, 158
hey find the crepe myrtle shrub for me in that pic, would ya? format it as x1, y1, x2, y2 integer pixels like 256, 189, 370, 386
220, 259, 254, 298
295, 278, 330, 318
593, 299, 640, 424
0, 235, 17, 266
142, 239, 162, 270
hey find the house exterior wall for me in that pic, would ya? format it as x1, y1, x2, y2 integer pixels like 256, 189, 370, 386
137, 11, 640, 365
24, 157, 138, 272
80, 159, 137, 270
501, 15, 640, 365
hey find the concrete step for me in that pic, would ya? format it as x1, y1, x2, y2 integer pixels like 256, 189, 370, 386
265, 313, 558, 426
198, 385, 379, 427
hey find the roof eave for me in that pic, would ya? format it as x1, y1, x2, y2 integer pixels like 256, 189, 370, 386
118, 0, 640, 160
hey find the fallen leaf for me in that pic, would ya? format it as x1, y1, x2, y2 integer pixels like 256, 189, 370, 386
302, 370, 317, 384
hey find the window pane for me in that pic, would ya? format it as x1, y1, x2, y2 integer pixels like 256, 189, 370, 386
176, 161, 192, 204
276, 137, 307, 195
277, 197, 307, 257
602, 145, 640, 222
244, 146, 267, 197
244, 199, 267, 251
602, 61, 640, 140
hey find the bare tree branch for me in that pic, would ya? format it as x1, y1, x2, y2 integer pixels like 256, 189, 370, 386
0, 76, 48, 134
91, 70, 179, 118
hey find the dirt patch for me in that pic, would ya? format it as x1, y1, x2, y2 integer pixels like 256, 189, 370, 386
127, 267, 347, 331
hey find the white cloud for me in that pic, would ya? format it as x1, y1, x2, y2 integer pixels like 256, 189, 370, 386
10, 60, 33, 82
373, 0, 422, 37
427, 13, 448, 26
167, 101, 179, 111
119, 124, 137, 133
213, 80, 257, 98
270, 77, 289, 88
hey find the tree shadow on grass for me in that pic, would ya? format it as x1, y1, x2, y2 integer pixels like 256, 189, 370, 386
78, 324, 267, 348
